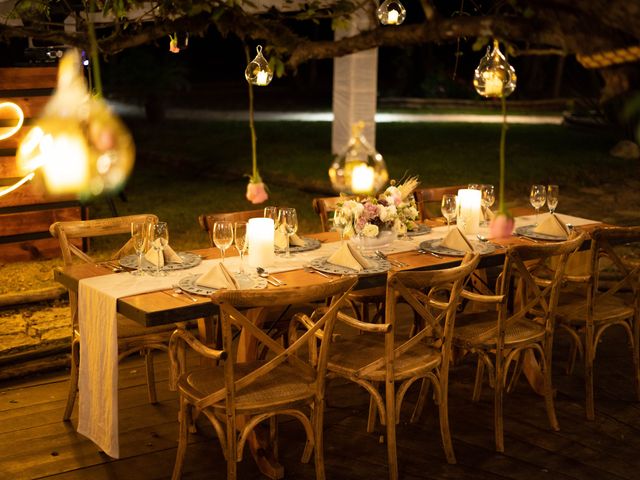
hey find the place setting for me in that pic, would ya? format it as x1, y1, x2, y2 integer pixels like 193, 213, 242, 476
514, 184, 571, 241
266, 206, 322, 255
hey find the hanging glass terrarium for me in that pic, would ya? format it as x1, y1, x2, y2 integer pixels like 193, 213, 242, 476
376, 0, 406, 26
329, 121, 388, 195
473, 40, 517, 98
245, 45, 273, 86
16, 49, 134, 198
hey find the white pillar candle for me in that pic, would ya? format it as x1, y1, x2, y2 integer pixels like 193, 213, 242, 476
483, 71, 503, 96
247, 218, 275, 268
351, 163, 375, 194
387, 9, 399, 24
256, 70, 269, 86
457, 188, 482, 235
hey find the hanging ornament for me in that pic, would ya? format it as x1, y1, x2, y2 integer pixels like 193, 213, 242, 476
245, 45, 273, 86
16, 49, 134, 198
473, 39, 517, 98
329, 121, 388, 195
377, 0, 406, 26
169, 32, 189, 53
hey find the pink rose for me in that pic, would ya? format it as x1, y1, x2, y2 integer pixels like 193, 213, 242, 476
489, 213, 515, 239
246, 181, 268, 204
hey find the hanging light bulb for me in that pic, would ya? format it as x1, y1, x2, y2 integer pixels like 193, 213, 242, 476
245, 45, 273, 86
16, 49, 134, 198
377, 0, 406, 26
329, 121, 388, 196
473, 39, 517, 98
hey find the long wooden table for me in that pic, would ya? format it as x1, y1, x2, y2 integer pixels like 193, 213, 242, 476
53, 215, 602, 479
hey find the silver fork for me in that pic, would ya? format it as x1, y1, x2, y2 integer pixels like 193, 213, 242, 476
375, 250, 407, 267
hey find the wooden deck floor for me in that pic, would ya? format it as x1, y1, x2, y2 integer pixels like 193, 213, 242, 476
1, 326, 640, 480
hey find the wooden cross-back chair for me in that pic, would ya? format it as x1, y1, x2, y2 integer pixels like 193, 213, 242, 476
292, 254, 480, 480
453, 232, 586, 453
413, 185, 466, 221
198, 209, 264, 246
169, 276, 357, 480
50, 214, 177, 421
554, 226, 640, 420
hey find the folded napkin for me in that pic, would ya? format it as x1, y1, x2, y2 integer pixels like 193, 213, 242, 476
441, 228, 474, 252
482, 206, 495, 221
534, 214, 569, 239
197, 262, 239, 290
274, 225, 306, 250
144, 240, 184, 267
326, 242, 374, 271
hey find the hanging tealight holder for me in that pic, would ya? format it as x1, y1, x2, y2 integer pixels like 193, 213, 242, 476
473, 39, 517, 98
377, 0, 407, 26
245, 45, 273, 86
329, 121, 389, 196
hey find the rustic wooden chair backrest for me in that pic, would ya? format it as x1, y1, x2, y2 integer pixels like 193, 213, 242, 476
587, 226, 640, 305
198, 209, 264, 244
49, 214, 158, 266
413, 185, 466, 220
192, 277, 357, 414
312, 195, 358, 232
473, 233, 587, 349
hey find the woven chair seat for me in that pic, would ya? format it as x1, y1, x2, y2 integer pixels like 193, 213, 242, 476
329, 333, 441, 382
347, 286, 385, 301
454, 312, 545, 348
557, 296, 634, 326
180, 361, 316, 412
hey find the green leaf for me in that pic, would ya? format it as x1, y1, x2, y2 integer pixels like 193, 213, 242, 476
471, 37, 489, 52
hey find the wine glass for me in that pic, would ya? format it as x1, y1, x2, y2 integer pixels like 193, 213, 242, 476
264, 206, 279, 223
481, 184, 495, 225
468, 183, 480, 190
277, 207, 298, 257
530, 184, 547, 225
441, 194, 457, 232
234, 221, 248, 274
213, 221, 234, 264
547, 184, 559, 214
130, 222, 146, 276
150, 222, 169, 277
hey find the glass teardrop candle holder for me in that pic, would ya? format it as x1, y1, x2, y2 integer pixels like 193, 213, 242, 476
473, 40, 517, 98
376, 0, 406, 25
245, 45, 273, 86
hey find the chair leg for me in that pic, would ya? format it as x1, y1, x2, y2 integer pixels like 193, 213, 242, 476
63, 338, 80, 421
585, 326, 596, 420
541, 347, 559, 431
366, 392, 378, 433
410, 378, 430, 423
144, 349, 158, 404
313, 402, 326, 480
385, 380, 398, 480
226, 415, 238, 480
437, 378, 456, 464
632, 315, 640, 401
270, 415, 279, 460
506, 352, 523, 394
172, 397, 190, 480
472, 358, 484, 402
494, 358, 505, 453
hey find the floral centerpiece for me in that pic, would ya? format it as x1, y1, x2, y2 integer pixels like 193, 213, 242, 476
334, 177, 420, 242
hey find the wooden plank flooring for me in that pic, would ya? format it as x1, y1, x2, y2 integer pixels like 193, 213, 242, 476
1, 327, 640, 480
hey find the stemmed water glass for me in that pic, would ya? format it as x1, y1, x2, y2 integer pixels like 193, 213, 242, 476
150, 222, 169, 277
530, 184, 547, 225
234, 222, 248, 274
277, 207, 298, 257
130, 222, 146, 276
481, 184, 495, 225
547, 185, 559, 214
441, 194, 457, 232
212, 221, 234, 264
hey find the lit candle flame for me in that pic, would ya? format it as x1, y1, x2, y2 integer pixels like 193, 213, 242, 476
351, 163, 375, 194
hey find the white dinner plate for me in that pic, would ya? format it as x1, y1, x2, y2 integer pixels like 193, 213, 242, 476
119, 252, 202, 271
177, 272, 267, 296
275, 237, 322, 253
419, 239, 496, 257
515, 225, 566, 241
309, 255, 390, 275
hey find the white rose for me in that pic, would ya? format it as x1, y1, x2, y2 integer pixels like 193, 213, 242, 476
394, 219, 407, 234
362, 223, 379, 238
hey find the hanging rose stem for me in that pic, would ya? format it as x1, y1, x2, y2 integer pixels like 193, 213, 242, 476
245, 46, 260, 183
87, 0, 103, 97
498, 94, 507, 214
